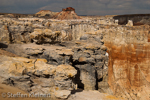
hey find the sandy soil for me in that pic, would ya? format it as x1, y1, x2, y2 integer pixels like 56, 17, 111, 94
0, 83, 40, 100
0, 49, 19, 57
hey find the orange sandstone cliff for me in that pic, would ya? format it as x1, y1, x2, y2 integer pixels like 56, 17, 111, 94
102, 25, 150, 100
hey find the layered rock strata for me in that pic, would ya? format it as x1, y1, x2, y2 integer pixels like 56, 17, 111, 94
5, 34, 109, 92
1, 14, 150, 100
53, 7, 81, 20
0, 17, 116, 44
0, 55, 77, 99
101, 25, 150, 99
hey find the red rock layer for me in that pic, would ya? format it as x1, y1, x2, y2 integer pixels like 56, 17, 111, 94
53, 7, 81, 20
105, 42, 150, 100
62, 7, 75, 11
99, 24, 150, 99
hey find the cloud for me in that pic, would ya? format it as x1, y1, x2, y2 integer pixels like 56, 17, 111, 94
0, 0, 150, 15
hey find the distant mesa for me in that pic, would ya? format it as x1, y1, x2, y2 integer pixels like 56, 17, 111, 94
53, 7, 81, 20
36, 10, 52, 14
62, 7, 75, 11
36, 10, 58, 18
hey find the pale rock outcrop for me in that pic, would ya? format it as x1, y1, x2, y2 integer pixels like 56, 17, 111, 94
55, 64, 77, 78
126, 20, 133, 26
30, 29, 61, 44
54, 90, 71, 99
0, 55, 77, 95
5, 34, 109, 92
6, 43, 74, 65
0, 16, 116, 44
54, 64, 77, 91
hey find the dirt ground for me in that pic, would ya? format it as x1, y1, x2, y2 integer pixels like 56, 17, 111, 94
0, 83, 40, 100
0, 49, 19, 57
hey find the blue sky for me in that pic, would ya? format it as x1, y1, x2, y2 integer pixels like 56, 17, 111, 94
0, 0, 150, 15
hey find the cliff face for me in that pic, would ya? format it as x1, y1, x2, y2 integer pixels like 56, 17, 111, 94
105, 43, 150, 99
102, 25, 150, 100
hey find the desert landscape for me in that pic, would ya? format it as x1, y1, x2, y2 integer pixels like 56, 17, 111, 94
0, 6, 150, 100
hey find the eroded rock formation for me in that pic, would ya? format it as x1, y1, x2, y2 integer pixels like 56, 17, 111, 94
36, 10, 58, 18
0, 15, 111, 99
1, 12, 150, 100
0, 55, 77, 98
53, 7, 81, 20
101, 25, 150, 100
5, 34, 108, 92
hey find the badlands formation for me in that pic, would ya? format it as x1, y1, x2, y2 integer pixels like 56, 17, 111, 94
0, 7, 150, 100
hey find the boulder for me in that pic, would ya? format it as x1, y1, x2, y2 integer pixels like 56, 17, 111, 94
34, 59, 57, 76
54, 90, 71, 99
55, 64, 77, 78
54, 64, 77, 90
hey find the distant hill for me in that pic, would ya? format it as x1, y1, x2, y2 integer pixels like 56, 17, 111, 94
53, 7, 81, 20
35, 10, 58, 18
113, 14, 150, 25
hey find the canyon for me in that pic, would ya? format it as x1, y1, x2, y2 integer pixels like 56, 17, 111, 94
0, 8, 150, 100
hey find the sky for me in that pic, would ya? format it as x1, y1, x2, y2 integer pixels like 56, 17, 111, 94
0, 0, 150, 16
